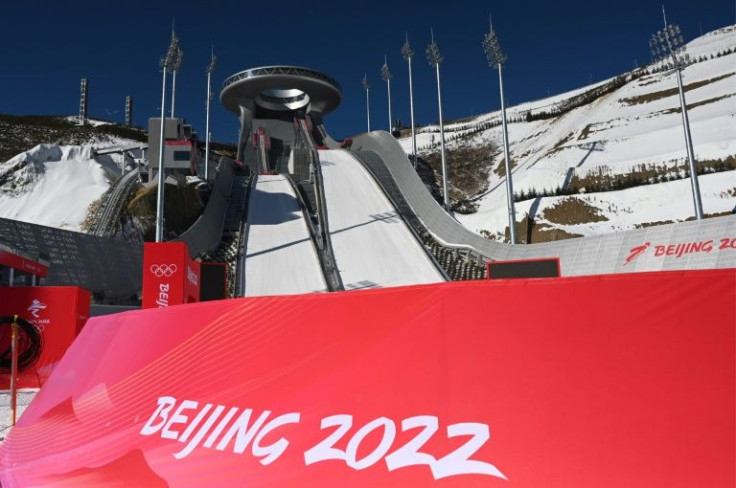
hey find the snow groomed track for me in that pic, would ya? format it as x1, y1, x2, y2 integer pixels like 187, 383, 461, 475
319, 149, 444, 289
242, 175, 327, 296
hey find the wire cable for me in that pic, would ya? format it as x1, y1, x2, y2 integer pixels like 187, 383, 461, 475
0, 316, 43, 371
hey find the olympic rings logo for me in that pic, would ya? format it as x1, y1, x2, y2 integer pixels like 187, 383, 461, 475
150, 264, 178, 277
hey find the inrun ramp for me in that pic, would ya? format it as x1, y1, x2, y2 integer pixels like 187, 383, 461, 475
242, 175, 327, 296
319, 149, 444, 289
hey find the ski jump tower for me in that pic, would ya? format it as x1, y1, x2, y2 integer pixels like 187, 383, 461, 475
220, 66, 342, 163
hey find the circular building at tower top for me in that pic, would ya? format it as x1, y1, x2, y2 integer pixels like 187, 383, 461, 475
220, 66, 342, 116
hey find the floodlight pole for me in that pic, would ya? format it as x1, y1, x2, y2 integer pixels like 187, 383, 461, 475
381, 56, 393, 132
483, 23, 518, 243
650, 12, 703, 220
156, 33, 179, 243
402, 35, 417, 168
169, 27, 182, 119
675, 67, 702, 219
205, 48, 216, 182
171, 70, 177, 118
156, 63, 168, 243
362, 74, 371, 132
427, 30, 449, 211
498, 63, 517, 243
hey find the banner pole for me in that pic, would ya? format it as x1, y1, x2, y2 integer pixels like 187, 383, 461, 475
10, 315, 19, 426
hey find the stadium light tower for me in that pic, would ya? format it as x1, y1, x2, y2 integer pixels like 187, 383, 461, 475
649, 8, 703, 220
381, 55, 393, 133
169, 26, 183, 119
483, 17, 518, 244
156, 31, 181, 243
427, 29, 449, 211
204, 47, 216, 182
362, 74, 371, 132
401, 34, 417, 168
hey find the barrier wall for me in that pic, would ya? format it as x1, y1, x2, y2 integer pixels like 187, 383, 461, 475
176, 157, 235, 258
0, 270, 733, 487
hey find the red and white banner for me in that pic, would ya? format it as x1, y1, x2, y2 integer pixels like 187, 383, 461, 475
0, 270, 733, 487
142, 242, 199, 309
0, 286, 89, 389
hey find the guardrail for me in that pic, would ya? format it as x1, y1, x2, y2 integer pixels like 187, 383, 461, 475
310, 149, 343, 291
285, 174, 337, 291
235, 175, 257, 297
222, 66, 342, 93
89, 169, 141, 239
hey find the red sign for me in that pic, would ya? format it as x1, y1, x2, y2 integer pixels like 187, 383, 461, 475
0, 270, 733, 487
0, 286, 89, 388
142, 242, 199, 309
0, 248, 48, 278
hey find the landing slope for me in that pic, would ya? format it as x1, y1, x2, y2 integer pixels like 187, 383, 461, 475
242, 175, 327, 296
319, 149, 444, 289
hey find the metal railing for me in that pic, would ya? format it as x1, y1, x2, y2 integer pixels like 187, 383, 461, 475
285, 174, 338, 291
310, 148, 343, 291
234, 175, 257, 297
88, 168, 141, 239
223, 66, 342, 93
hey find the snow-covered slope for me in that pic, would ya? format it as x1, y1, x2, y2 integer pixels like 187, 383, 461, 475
0, 141, 136, 231
320, 149, 445, 289
0, 116, 145, 232
243, 175, 328, 296
399, 25, 736, 241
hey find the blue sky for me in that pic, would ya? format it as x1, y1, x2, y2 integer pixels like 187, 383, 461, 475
1, 1, 734, 145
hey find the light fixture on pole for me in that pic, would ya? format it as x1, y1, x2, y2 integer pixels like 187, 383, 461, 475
205, 47, 216, 182
362, 74, 371, 133
649, 9, 703, 220
426, 29, 449, 211
381, 55, 393, 133
156, 32, 180, 243
483, 17, 518, 244
169, 27, 183, 119
401, 34, 418, 168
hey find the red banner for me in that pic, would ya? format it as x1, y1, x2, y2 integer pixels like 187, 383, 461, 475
142, 242, 199, 309
0, 270, 733, 487
0, 248, 48, 278
0, 286, 89, 389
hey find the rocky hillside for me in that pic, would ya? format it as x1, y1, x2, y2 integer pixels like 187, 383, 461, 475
0, 114, 146, 163
400, 25, 736, 243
